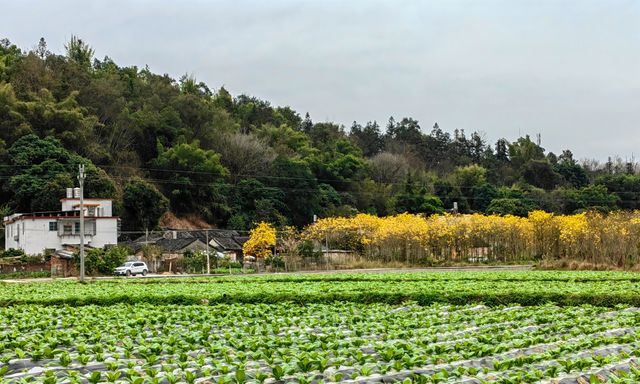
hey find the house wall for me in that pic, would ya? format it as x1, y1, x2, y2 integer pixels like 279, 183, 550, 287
92, 219, 118, 248
4, 217, 118, 255
60, 199, 113, 216
4, 219, 60, 255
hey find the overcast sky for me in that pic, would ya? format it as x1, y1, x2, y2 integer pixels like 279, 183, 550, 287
2, 0, 639, 160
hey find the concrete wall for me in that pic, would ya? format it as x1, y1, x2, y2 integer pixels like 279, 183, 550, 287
5, 219, 60, 255
92, 219, 118, 248
60, 199, 113, 216
5, 217, 118, 255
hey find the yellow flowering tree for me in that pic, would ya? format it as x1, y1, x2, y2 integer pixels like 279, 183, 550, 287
301, 210, 640, 268
243, 222, 277, 259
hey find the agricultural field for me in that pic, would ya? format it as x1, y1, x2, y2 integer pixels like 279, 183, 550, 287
2, 271, 640, 383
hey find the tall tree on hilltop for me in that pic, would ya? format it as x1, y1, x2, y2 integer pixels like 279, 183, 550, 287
65, 35, 94, 69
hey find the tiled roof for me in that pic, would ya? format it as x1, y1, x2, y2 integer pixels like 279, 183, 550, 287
211, 237, 242, 251
155, 238, 203, 253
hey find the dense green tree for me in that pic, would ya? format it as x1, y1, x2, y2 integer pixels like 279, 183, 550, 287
228, 178, 286, 230
393, 174, 444, 215
350, 121, 384, 157
122, 177, 169, 231
434, 179, 468, 212
486, 198, 537, 217
552, 185, 619, 214
508, 135, 545, 170
453, 164, 487, 188
522, 160, 562, 191
234, 94, 292, 133
153, 142, 229, 222
255, 123, 316, 157
0, 38, 22, 82
554, 150, 589, 188
595, 174, 640, 210
470, 183, 498, 212
270, 156, 320, 226
308, 122, 344, 150
5, 134, 115, 212
310, 138, 367, 190
495, 139, 510, 163
64, 35, 94, 69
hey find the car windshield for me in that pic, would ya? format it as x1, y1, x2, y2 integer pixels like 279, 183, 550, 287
119, 262, 134, 267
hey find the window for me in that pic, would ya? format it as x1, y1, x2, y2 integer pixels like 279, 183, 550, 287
74, 222, 80, 234
49, 222, 58, 231
133, 262, 144, 267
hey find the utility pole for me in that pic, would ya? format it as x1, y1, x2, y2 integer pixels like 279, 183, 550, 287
205, 229, 210, 274
78, 164, 86, 282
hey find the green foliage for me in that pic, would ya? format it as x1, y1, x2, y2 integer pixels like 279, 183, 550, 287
554, 150, 589, 188
122, 177, 169, 231
596, 174, 640, 210
508, 135, 545, 169
434, 179, 467, 212
453, 164, 487, 189
182, 250, 207, 274
0, 247, 26, 258
153, 142, 229, 222
349, 121, 384, 157
229, 178, 286, 229
271, 156, 320, 227
264, 253, 284, 269
470, 183, 498, 212
522, 160, 561, 191
553, 185, 619, 213
0, 270, 50, 279
487, 198, 538, 217
393, 173, 444, 215
65, 35, 94, 69
5, 134, 115, 212
1, 37, 639, 232
76, 246, 128, 275
7, 271, 640, 308
297, 240, 321, 260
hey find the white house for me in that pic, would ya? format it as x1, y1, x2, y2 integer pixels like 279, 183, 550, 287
4, 188, 118, 255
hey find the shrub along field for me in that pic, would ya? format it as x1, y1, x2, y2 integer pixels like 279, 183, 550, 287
2, 271, 640, 383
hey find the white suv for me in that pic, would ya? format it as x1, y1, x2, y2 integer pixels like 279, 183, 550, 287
114, 261, 149, 276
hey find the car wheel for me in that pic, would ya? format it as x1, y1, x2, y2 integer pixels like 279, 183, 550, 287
142, 269, 148, 276
126, 270, 131, 276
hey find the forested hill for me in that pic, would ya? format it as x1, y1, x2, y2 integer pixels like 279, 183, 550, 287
0, 37, 637, 233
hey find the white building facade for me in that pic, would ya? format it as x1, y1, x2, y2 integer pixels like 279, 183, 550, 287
4, 188, 118, 255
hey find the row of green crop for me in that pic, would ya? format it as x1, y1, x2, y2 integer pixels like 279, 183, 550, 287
77, 270, 640, 286
2, 278, 640, 307
1, 302, 639, 383
168, 270, 640, 283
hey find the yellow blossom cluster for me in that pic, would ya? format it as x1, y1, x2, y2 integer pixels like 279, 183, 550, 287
302, 211, 640, 266
243, 222, 277, 259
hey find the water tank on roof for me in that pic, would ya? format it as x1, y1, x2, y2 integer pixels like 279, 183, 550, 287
73, 188, 80, 198
66, 188, 73, 198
